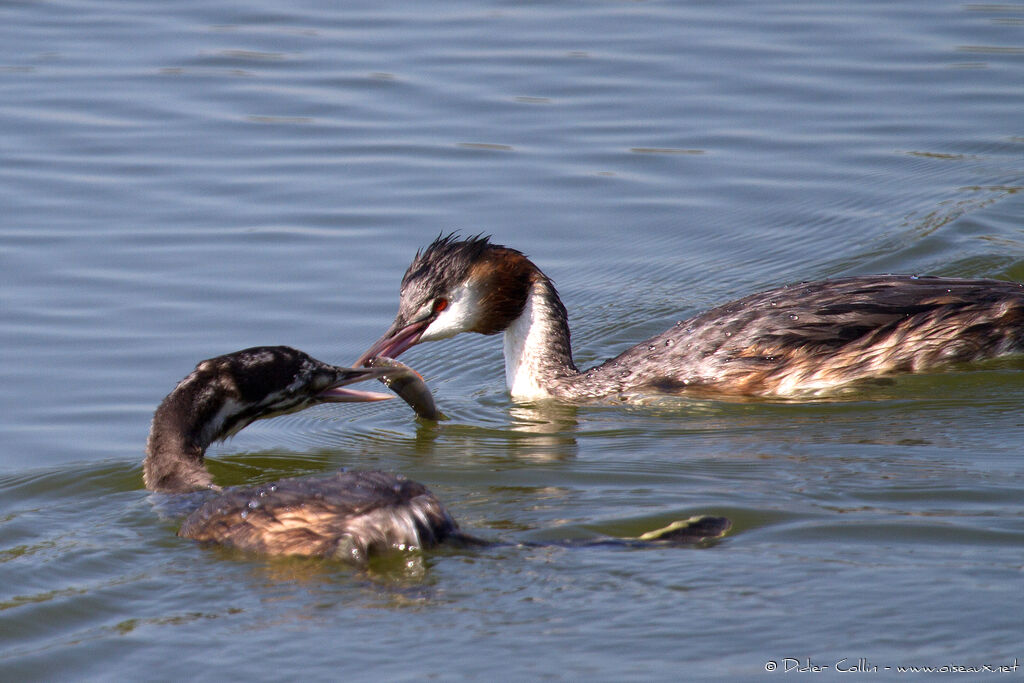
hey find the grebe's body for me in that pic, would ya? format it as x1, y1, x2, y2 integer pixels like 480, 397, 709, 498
178, 470, 459, 563
147, 346, 728, 561
145, 346, 460, 562
359, 235, 1024, 400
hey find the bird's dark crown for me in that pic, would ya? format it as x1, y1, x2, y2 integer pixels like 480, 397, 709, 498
398, 233, 544, 335
402, 233, 496, 299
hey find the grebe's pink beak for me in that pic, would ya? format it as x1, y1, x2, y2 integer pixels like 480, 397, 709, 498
317, 367, 394, 403
355, 317, 431, 367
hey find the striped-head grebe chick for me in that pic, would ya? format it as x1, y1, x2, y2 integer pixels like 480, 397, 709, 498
358, 235, 1024, 400
145, 346, 460, 562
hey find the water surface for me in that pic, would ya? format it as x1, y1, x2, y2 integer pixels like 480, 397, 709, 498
1, 0, 1023, 679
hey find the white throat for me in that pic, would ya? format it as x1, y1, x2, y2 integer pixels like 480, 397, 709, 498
502, 284, 564, 400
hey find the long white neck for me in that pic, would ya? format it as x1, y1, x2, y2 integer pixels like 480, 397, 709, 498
502, 278, 577, 400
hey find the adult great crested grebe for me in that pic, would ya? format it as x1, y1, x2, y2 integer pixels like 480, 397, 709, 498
357, 234, 1024, 401
147, 346, 729, 563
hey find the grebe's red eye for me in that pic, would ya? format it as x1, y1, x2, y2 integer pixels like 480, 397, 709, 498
433, 298, 449, 313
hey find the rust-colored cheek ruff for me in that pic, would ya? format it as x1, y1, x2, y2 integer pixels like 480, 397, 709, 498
467, 249, 536, 336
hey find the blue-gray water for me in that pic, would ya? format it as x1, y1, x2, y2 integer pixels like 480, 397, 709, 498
2, 0, 1023, 679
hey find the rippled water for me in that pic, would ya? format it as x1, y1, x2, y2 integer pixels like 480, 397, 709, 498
2, 0, 1023, 679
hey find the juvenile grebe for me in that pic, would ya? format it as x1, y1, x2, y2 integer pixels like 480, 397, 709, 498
145, 346, 461, 562
148, 346, 729, 562
358, 234, 1024, 400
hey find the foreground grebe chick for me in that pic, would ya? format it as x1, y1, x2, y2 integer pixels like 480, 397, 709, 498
358, 235, 1024, 400
148, 346, 729, 561
145, 346, 461, 562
